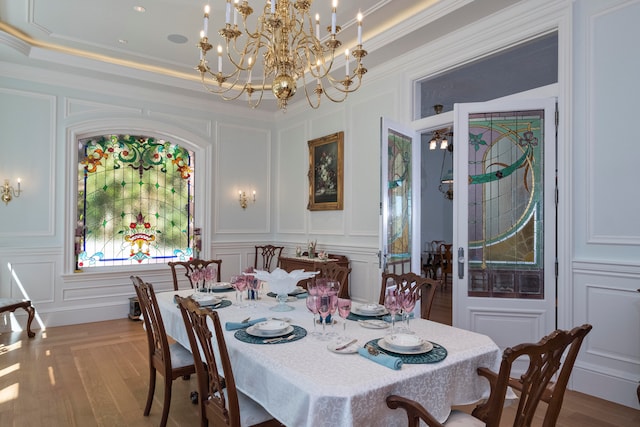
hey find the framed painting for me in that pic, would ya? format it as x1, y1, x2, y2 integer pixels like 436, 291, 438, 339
307, 131, 344, 211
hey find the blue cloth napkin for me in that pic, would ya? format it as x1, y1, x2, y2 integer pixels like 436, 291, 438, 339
225, 317, 267, 331
357, 347, 403, 370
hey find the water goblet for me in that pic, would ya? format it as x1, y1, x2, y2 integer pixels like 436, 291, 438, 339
337, 298, 352, 338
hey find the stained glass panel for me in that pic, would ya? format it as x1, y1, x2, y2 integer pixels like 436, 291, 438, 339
76, 135, 195, 268
386, 129, 412, 272
467, 110, 545, 298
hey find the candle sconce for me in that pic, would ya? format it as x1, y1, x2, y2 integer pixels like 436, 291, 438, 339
239, 190, 256, 209
2, 178, 22, 205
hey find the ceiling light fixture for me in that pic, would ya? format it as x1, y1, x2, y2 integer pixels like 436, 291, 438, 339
196, 0, 367, 111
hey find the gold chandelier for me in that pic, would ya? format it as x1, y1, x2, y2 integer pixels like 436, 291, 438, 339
196, 0, 367, 111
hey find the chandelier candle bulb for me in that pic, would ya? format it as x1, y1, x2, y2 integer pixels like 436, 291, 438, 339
225, 0, 231, 24
345, 49, 349, 76
234, 0, 239, 25
203, 5, 210, 38
271, 0, 276, 15
217, 45, 223, 73
315, 14, 320, 39
331, 0, 337, 34
357, 12, 362, 45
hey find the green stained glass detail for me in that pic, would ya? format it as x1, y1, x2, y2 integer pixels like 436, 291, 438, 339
77, 134, 195, 268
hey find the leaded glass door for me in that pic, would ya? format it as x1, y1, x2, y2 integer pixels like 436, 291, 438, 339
453, 98, 557, 346
380, 118, 420, 278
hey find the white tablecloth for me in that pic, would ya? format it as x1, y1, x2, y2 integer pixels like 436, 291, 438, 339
156, 289, 501, 427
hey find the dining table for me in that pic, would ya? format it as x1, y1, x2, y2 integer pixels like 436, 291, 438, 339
155, 288, 502, 427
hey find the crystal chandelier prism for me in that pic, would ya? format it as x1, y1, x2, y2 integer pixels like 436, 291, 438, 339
196, 0, 367, 111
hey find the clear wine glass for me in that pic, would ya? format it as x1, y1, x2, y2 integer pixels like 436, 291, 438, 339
248, 276, 260, 307
384, 288, 401, 334
337, 298, 352, 338
316, 293, 331, 341
305, 294, 321, 337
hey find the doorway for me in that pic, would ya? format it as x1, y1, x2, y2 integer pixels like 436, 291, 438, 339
416, 32, 558, 327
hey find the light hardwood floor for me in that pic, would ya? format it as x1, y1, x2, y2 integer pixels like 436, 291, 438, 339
1, 295, 638, 427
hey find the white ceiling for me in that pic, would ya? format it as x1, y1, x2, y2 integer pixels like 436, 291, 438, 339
0, 0, 521, 111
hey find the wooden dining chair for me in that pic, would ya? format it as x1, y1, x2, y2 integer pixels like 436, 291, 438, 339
254, 245, 284, 272
131, 276, 196, 427
386, 323, 593, 427
175, 295, 282, 427
168, 258, 223, 291
378, 272, 440, 320
318, 262, 352, 299
437, 243, 453, 288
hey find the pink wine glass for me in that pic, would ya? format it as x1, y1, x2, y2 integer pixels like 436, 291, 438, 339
384, 288, 401, 334
337, 298, 352, 338
401, 290, 416, 333
230, 275, 247, 308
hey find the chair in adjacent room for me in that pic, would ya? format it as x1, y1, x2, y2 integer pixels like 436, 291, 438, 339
131, 276, 196, 427
386, 323, 593, 427
378, 272, 440, 320
437, 243, 453, 288
168, 258, 223, 291
318, 261, 352, 299
175, 295, 282, 427
253, 245, 284, 272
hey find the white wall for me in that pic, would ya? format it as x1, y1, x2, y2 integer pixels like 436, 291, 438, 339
569, 0, 640, 409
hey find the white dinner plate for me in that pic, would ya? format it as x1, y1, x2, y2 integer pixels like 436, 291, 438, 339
357, 319, 390, 329
254, 320, 289, 333
191, 294, 220, 305
246, 324, 294, 338
377, 338, 433, 355
327, 339, 359, 354
210, 282, 232, 290
384, 333, 425, 351
352, 305, 388, 317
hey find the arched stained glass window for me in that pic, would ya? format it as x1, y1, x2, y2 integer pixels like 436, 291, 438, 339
76, 134, 196, 268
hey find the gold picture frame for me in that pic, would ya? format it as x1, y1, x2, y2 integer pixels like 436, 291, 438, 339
307, 131, 344, 211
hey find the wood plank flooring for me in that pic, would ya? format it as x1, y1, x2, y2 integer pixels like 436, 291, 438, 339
1, 292, 638, 426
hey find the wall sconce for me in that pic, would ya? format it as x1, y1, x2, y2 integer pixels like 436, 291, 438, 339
238, 190, 256, 209
2, 178, 22, 205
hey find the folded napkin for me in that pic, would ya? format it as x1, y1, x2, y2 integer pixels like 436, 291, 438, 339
225, 317, 267, 331
357, 347, 403, 370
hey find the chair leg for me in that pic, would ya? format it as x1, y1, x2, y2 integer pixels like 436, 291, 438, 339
144, 367, 156, 416
159, 376, 173, 427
